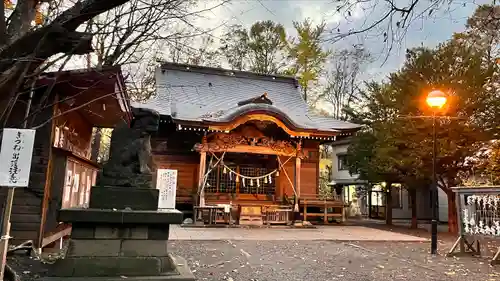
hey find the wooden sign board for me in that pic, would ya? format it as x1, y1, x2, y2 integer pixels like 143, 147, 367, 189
156, 169, 177, 209
0, 129, 36, 187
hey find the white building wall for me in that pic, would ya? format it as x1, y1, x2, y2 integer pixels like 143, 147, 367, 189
438, 187, 449, 222
331, 143, 358, 181
330, 141, 448, 222
392, 187, 433, 220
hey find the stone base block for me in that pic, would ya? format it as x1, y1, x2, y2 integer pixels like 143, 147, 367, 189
50, 208, 193, 280
89, 186, 159, 210
66, 239, 169, 258
43, 255, 195, 281
49, 256, 164, 277
71, 223, 170, 240
97, 172, 154, 190
58, 208, 183, 225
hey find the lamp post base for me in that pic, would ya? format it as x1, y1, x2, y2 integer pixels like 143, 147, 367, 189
431, 219, 438, 255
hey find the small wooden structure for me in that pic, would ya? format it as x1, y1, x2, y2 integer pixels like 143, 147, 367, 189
301, 194, 345, 224
135, 62, 360, 225
447, 186, 500, 265
0, 66, 131, 248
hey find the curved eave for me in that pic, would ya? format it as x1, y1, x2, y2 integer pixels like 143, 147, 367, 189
170, 105, 358, 137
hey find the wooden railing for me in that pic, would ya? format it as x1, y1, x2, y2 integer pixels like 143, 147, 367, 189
300, 194, 345, 224
447, 186, 500, 265
194, 203, 294, 226
262, 205, 293, 225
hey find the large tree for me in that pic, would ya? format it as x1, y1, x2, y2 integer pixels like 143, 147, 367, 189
219, 20, 288, 74
1, 0, 133, 114
319, 46, 371, 120
346, 5, 499, 231
1, 0, 228, 125
285, 19, 330, 103
346, 82, 405, 226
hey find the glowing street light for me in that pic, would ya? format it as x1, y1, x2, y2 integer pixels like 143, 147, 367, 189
426, 90, 447, 109
426, 89, 447, 255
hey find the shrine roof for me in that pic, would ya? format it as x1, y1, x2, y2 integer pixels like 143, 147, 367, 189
132, 62, 360, 133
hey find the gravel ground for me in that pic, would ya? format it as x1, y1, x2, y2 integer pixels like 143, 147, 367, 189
8, 223, 500, 281
168, 240, 500, 281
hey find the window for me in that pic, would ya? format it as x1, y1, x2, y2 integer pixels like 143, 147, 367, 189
338, 154, 348, 171
343, 185, 356, 203
239, 166, 275, 194
204, 164, 275, 195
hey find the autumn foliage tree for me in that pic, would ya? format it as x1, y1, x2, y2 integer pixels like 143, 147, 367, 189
285, 19, 330, 103
219, 20, 288, 75
346, 5, 499, 232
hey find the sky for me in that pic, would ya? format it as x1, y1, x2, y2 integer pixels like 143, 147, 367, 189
192, 0, 492, 82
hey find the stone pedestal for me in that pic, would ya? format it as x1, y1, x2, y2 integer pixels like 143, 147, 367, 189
43, 187, 195, 281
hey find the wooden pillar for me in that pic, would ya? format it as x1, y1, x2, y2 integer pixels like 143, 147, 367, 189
197, 135, 208, 207
295, 141, 302, 198
295, 157, 301, 198
198, 151, 207, 207
294, 141, 302, 222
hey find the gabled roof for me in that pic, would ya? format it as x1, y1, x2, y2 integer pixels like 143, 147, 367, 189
132, 62, 360, 135
37, 66, 132, 127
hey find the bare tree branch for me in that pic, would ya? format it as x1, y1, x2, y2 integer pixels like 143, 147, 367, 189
323, 0, 464, 50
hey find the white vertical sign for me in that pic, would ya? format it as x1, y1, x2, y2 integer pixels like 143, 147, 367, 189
156, 169, 177, 209
0, 129, 36, 187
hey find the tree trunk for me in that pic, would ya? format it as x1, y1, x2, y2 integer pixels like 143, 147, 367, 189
447, 191, 458, 233
410, 188, 418, 229
385, 182, 393, 225
91, 128, 102, 162
0, 0, 131, 109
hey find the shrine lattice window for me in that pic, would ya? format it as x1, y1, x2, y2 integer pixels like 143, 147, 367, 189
204, 164, 237, 193
205, 165, 218, 193
239, 166, 275, 195
204, 165, 274, 194
219, 165, 236, 193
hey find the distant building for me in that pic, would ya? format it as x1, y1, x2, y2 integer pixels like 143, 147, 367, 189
329, 137, 448, 222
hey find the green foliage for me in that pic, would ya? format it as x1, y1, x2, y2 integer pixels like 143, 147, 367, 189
475, 141, 500, 185
286, 19, 330, 102
346, 6, 499, 190
219, 20, 288, 74
219, 25, 249, 71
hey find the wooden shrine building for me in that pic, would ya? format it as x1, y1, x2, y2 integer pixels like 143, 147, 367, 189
133, 62, 360, 225
0, 66, 131, 248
